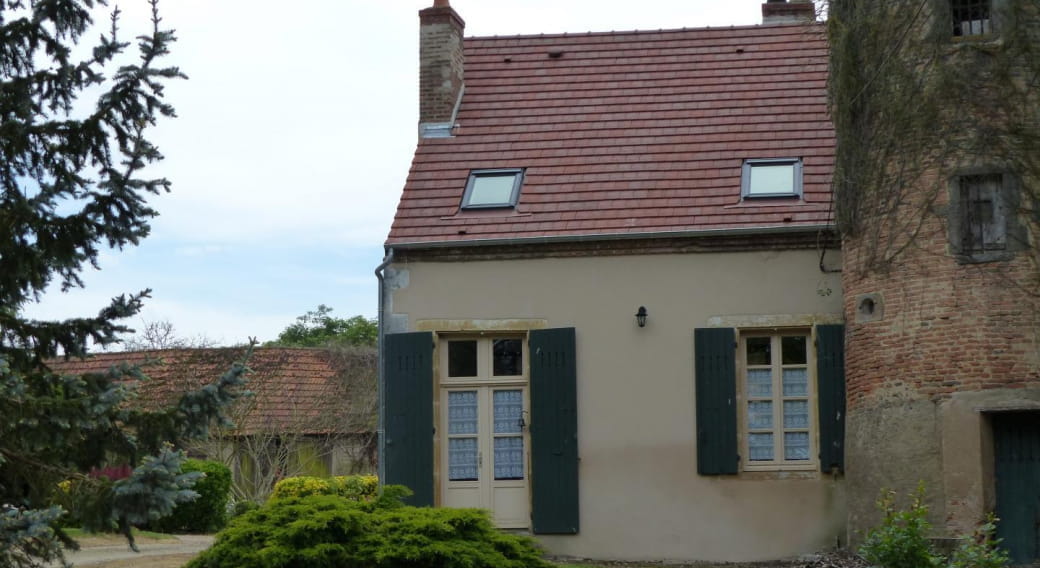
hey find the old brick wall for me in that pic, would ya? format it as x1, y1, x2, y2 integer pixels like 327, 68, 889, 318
842, 186, 1040, 541
418, 4, 464, 125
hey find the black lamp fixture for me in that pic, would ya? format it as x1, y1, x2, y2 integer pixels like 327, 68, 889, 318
635, 306, 648, 328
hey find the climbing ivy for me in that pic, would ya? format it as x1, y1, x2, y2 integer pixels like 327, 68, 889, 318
827, 0, 1040, 275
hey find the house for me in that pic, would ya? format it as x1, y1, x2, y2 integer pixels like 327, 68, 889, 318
378, 0, 848, 562
50, 347, 377, 501
380, 0, 1040, 563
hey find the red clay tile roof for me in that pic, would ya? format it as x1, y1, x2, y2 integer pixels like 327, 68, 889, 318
387, 23, 834, 246
48, 347, 375, 436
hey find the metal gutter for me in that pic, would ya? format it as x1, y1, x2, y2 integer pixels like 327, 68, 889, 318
386, 224, 837, 250
373, 247, 394, 485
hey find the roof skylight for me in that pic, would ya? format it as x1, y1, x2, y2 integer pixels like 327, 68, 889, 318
461, 169, 524, 209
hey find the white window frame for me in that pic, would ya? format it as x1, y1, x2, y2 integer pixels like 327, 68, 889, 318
435, 334, 531, 528
740, 158, 803, 199
737, 330, 818, 472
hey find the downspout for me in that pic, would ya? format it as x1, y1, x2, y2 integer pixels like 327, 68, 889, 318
374, 246, 395, 485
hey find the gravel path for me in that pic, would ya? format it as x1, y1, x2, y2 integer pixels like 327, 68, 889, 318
56, 534, 214, 567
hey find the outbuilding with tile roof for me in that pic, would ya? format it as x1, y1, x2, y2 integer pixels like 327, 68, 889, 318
51, 347, 377, 501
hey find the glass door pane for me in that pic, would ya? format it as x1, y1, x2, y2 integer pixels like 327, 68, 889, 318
493, 389, 524, 480
447, 390, 479, 481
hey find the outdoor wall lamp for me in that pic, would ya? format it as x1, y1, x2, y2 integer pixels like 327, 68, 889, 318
635, 306, 648, 328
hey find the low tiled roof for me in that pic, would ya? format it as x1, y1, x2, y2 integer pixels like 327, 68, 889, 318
388, 23, 834, 246
48, 347, 375, 436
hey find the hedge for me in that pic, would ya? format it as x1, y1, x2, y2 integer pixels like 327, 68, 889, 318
150, 459, 231, 533
188, 485, 553, 568
269, 474, 378, 502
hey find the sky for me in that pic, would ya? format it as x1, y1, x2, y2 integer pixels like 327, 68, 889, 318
24, 0, 797, 347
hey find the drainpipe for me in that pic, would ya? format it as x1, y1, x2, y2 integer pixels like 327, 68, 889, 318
374, 246, 394, 485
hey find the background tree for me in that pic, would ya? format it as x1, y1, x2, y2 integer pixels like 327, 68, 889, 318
0, 1, 245, 565
121, 319, 218, 351
266, 305, 377, 347
204, 345, 378, 503
121, 345, 378, 504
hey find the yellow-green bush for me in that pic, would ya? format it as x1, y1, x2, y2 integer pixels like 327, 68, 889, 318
269, 474, 377, 502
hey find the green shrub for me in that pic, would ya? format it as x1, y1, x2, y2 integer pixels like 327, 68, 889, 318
188, 485, 553, 568
860, 485, 1009, 568
860, 484, 943, 568
269, 474, 378, 502
229, 498, 259, 519
150, 459, 231, 534
50, 477, 116, 531
948, 515, 1009, 568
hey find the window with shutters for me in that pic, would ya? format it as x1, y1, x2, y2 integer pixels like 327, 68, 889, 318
739, 331, 817, 471
949, 171, 1018, 263
695, 325, 844, 476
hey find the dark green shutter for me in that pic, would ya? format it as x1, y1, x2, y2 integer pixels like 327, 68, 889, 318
815, 324, 845, 474
383, 331, 434, 506
530, 327, 579, 534
695, 328, 738, 475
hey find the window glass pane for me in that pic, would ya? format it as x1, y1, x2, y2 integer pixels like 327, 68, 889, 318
784, 400, 809, 429
781, 336, 807, 364
952, 0, 991, 36
747, 369, 772, 397
447, 391, 478, 434
746, 337, 771, 365
493, 390, 523, 434
494, 436, 524, 480
448, 340, 477, 377
784, 432, 810, 461
493, 339, 523, 376
749, 433, 774, 461
448, 438, 479, 481
748, 164, 794, 195
782, 368, 808, 397
468, 175, 516, 206
747, 401, 773, 430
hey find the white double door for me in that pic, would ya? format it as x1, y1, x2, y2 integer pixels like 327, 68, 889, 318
440, 386, 529, 528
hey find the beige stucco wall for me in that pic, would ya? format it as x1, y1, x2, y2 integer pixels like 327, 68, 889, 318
387, 248, 845, 563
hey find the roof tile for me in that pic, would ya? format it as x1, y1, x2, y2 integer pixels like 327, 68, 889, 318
49, 348, 375, 436
388, 24, 834, 245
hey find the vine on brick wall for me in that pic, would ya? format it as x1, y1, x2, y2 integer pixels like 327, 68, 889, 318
827, 0, 1040, 277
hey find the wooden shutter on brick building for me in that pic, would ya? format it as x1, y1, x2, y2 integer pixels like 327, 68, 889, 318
815, 324, 845, 474
383, 331, 434, 506
695, 327, 739, 475
530, 327, 579, 534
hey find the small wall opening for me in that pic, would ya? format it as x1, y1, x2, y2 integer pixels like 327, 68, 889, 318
855, 293, 884, 323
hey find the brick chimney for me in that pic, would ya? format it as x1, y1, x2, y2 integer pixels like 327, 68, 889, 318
418, 0, 465, 138
762, 0, 816, 25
